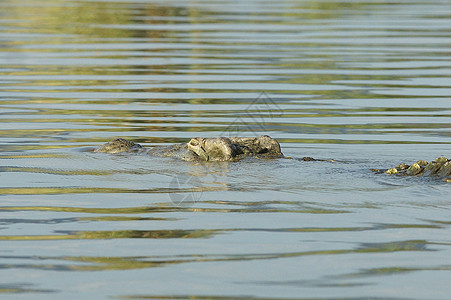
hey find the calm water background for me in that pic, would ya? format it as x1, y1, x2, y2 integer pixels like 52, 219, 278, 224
0, 0, 450, 299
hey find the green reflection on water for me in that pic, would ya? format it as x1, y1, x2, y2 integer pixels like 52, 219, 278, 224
0, 283, 55, 294
0, 240, 434, 271
0, 166, 114, 176
0, 221, 442, 241
0, 0, 449, 146
0, 229, 218, 241
77, 216, 177, 222
0, 186, 224, 195
355, 265, 451, 277
0, 205, 347, 215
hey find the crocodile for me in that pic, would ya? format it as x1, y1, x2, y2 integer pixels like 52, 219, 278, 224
94, 135, 284, 161
94, 136, 450, 182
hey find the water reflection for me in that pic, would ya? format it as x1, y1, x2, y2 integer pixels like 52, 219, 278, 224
0, 0, 450, 299
0, 204, 346, 215
1, 0, 449, 146
0, 283, 55, 294
0, 240, 434, 271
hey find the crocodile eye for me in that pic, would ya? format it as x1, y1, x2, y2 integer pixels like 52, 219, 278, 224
189, 140, 198, 146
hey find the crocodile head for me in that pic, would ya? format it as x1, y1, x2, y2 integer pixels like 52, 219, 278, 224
188, 137, 235, 161
94, 138, 142, 154
188, 138, 210, 161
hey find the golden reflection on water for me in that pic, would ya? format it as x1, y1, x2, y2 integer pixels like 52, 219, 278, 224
0, 240, 434, 271
0, 0, 449, 147
0, 205, 347, 214
0, 229, 218, 241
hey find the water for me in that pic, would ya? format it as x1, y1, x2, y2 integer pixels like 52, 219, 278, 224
0, 0, 450, 299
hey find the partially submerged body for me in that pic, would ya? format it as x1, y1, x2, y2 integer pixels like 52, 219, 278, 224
94, 138, 143, 154
94, 138, 449, 182
372, 156, 451, 182
94, 135, 284, 162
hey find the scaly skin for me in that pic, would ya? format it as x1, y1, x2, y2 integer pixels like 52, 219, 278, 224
373, 156, 451, 182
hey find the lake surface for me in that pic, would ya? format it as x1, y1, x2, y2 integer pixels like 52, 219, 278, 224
0, 0, 450, 299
